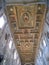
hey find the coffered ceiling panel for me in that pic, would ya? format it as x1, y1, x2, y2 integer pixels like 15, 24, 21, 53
6, 3, 46, 65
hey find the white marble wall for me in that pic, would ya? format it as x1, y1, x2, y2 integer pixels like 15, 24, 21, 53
0, 14, 21, 65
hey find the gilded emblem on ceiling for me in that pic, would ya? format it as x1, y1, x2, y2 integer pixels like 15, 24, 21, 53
22, 12, 29, 23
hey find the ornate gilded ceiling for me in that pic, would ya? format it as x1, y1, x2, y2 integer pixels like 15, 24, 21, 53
6, 3, 46, 65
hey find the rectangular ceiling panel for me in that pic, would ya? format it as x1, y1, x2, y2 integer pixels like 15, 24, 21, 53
6, 3, 46, 64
